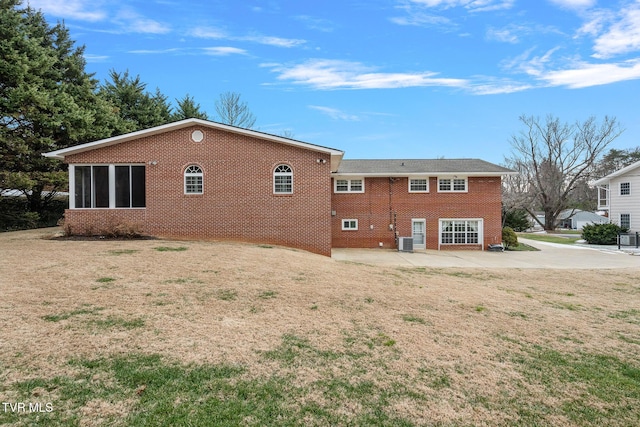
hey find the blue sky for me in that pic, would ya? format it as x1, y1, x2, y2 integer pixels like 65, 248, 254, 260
29, 0, 640, 164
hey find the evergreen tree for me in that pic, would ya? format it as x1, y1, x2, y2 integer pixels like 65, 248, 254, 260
171, 94, 209, 121
0, 0, 124, 220
99, 70, 172, 131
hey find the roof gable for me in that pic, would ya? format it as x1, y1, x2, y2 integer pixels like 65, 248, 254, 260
43, 118, 344, 170
592, 159, 640, 186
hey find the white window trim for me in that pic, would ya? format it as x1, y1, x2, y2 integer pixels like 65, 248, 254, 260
620, 213, 631, 229
69, 164, 146, 209
273, 164, 293, 194
341, 219, 358, 231
334, 177, 365, 193
620, 182, 631, 196
438, 218, 483, 249
408, 177, 429, 193
437, 177, 468, 193
184, 165, 204, 195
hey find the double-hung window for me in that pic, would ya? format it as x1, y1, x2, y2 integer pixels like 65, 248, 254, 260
73, 165, 145, 209
334, 178, 364, 193
620, 214, 631, 230
620, 182, 631, 196
409, 178, 429, 193
438, 177, 467, 192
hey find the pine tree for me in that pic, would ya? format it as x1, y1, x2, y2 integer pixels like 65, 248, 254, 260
99, 70, 172, 131
172, 94, 209, 121
0, 0, 124, 220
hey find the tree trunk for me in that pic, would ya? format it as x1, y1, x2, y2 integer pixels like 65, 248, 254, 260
544, 209, 556, 231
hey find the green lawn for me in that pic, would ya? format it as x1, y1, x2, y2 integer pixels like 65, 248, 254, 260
517, 233, 582, 245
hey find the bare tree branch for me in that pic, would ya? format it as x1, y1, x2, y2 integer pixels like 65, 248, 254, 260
214, 92, 257, 129
504, 114, 623, 230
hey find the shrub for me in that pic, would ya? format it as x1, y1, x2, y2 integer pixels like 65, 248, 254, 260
502, 226, 518, 249
502, 208, 532, 232
581, 223, 626, 245
61, 215, 144, 239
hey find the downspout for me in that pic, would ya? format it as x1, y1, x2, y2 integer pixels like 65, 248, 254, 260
389, 177, 396, 248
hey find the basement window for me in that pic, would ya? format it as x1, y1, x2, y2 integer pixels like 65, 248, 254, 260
342, 219, 358, 230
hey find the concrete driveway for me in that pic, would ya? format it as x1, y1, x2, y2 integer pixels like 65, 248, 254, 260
331, 238, 640, 269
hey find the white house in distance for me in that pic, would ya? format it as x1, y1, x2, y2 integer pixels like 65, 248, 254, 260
593, 160, 640, 232
557, 210, 609, 230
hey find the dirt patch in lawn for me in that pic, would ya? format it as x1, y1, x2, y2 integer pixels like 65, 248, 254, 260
1, 227, 639, 426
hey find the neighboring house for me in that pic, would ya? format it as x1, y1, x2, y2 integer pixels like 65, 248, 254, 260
43, 118, 514, 255
593, 160, 640, 232
556, 209, 609, 230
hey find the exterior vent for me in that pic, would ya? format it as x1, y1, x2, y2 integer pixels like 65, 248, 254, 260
398, 237, 414, 253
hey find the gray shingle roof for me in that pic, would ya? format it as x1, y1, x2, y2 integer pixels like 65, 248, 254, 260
334, 159, 514, 175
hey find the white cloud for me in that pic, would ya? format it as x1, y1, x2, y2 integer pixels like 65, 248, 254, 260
113, 8, 170, 34
540, 59, 640, 88
502, 47, 562, 76
202, 47, 248, 56
27, 1, 169, 34
242, 35, 306, 48
592, 5, 640, 58
390, 12, 452, 27
547, 0, 596, 9
309, 106, 361, 121
266, 59, 469, 90
27, 0, 106, 22
404, 0, 514, 12
83, 54, 109, 63
486, 26, 521, 43
486, 23, 561, 44
190, 27, 305, 48
294, 15, 334, 32
189, 26, 227, 39
391, 0, 513, 28
128, 48, 183, 55
467, 81, 533, 94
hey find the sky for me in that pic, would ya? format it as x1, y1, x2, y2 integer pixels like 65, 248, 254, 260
27, 0, 640, 164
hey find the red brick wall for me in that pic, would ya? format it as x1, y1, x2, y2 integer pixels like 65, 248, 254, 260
331, 176, 503, 250
64, 126, 333, 256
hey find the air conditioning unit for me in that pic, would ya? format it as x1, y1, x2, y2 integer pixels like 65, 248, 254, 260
398, 237, 414, 253
619, 234, 637, 246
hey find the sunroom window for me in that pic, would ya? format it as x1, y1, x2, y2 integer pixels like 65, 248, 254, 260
73, 165, 145, 209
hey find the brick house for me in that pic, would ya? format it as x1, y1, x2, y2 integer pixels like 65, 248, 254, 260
44, 118, 513, 255
331, 159, 511, 251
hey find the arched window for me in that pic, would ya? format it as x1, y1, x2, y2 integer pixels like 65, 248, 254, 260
273, 164, 293, 194
184, 165, 203, 194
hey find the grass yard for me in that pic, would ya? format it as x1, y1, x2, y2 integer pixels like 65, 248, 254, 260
1, 228, 639, 426
517, 233, 582, 245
